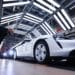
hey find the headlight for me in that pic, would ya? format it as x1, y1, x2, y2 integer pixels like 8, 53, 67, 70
8, 50, 14, 56
3, 52, 7, 56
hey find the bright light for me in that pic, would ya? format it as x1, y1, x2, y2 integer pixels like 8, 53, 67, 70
3, 1, 30, 7
9, 50, 14, 56
40, 25, 50, 34
23, 18, 38, 24
26, 13, 43, 21
44, 22, 56, 34
36, 0, 56, 11
61, 9, 75, 27
57, 12, 71, 29
1, 16, 21, 22
47, 0, 60, 8
1, 18, 20, 24
54, 15, 66, 30
33, 2, 53, 14
42, 23, 52, 34
3, 52, 7, 57
1, 12, 23, 19
24, 15, 41, 23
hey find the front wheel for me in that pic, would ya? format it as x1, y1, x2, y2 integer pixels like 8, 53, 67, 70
34, 40, 49, 64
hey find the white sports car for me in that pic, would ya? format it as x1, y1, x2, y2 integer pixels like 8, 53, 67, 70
3, 35, 75, 63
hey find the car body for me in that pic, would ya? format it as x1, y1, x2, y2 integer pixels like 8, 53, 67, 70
4, 35, 75, 63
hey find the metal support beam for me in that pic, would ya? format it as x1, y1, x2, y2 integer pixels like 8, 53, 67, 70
15, 0, 34, 29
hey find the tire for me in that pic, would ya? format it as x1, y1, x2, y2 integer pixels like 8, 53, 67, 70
34, 40, 49, 64
68, 50, 75, 64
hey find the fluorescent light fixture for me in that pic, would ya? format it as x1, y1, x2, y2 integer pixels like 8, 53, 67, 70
36, 0, 56, 11
24, 15, 41, 23
3, 1, 30, 7
47, 0, 60, 8
40, 25, 50, 34
1, 18, 20, 24
57, 12, 71, 29
44, 22, 56, 34
33, 2, 53, 14
1, 16, 21, 22
1, 12, 23, 19
26, 13, 43, 21
23, 18, 38, 24
42, 23, 52, 34
54, 15, 66, 30
1, 16, 20, 23
61, 9, 75, 27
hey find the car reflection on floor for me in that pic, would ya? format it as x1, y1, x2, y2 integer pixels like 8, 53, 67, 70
0, 59, 75, 75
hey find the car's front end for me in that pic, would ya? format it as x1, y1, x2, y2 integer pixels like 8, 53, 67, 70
2, 49, 16, 59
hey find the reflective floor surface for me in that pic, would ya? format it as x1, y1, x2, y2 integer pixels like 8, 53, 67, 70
0, 59, 75, 75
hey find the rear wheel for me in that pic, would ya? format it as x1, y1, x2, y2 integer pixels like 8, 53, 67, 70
34, 40, 49, 64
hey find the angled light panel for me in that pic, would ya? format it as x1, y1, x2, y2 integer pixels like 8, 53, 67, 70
1, 15, 21, 22
36, 0, 56, 11
33, 2, 53, 14
54, 15, 66, 30
3, 1, 30, 7
1, 12, 23, 19
47, 0, 60, 8
26, 13, 43, 21
44, 22, 56, 34
23, 18, 38, 24
24, 16, 41, 23
42, 23, 53, 35
40, 25, 50, 35
57, 12, 71, 29
61, 9, 75, 27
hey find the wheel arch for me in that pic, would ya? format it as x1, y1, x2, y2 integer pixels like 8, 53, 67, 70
69, 50, 75, 57
33, 39, 50, 56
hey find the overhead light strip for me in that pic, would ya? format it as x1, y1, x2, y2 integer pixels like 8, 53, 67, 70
26, 13, 43, 21
61, 9, 75, 27
47, 0, 60, 8
54, 15, 66, 30
1, 12, 23, 19
36, 0, 56, 11
24, 15, 41, 23
40, 25, 50, 34
3, 1, 30, 7
33, 2, 53, 14
44, 22, 56, 34
57, 12, 71, 29
23, 18, 38, 24
1, 18, 20, 24
42, 23, 52, 34
1, 16, 21, 22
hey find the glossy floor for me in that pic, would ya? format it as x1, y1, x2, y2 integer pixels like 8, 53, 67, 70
0, 59, 75, 75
